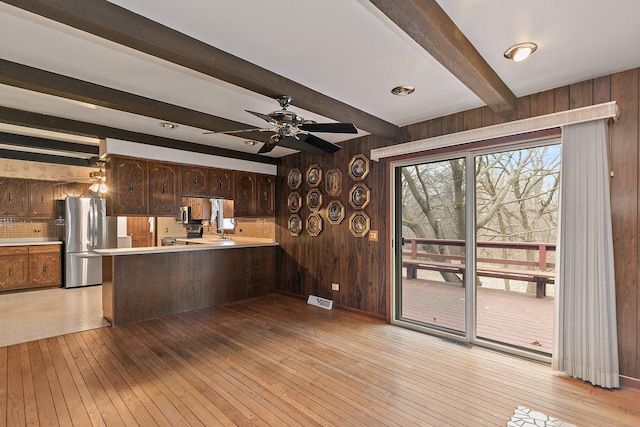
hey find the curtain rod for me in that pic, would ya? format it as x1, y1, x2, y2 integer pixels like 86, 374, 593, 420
371, 101, 619, 161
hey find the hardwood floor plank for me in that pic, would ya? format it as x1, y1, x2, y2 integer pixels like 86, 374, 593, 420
86, 329, 184, 426
43, 338, 95, 427
74, 331, 158, 426
36, 341, 73, 427
1, 294, 639, 426
26, 341, 59, 426
0, 347, 7, 427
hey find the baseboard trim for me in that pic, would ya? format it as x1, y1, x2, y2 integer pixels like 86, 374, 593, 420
620, 375, 640, 389
274, 290, 385, 321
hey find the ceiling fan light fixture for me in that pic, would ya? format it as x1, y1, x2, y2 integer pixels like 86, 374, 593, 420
504, 42, 538, 62
159, 121, 179, 129
391, 85, 415, 96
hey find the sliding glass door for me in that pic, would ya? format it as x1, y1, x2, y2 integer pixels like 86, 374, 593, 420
396, 156, 467, 335
393, 140, 560, 358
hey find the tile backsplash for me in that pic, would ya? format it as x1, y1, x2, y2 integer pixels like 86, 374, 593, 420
0, 218, 64, 240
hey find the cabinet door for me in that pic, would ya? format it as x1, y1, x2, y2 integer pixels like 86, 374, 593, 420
182, 166, 209, 197
149, 161, 181, 216
256, 175, 275, 217
29, 246, 62, 288
29, 180, 55, 218
0, 178, 28, 217
0, 247, 29, 291
234, 172, 256, 217
108, 156, 149, 216
55, 182, 89, 200
209, 168, 234, 199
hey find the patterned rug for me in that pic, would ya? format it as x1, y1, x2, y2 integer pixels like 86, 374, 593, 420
508, 406, 577, 427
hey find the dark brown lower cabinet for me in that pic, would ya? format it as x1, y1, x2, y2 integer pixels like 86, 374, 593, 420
0, 245, 62, 291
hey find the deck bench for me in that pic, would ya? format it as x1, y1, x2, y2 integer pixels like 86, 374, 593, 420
402, 260, 554, 298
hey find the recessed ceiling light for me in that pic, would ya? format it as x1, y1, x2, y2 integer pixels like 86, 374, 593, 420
159, 122, 179, 129
504, 42, 538, 62
391, 85, 415, 96
244, 140, 257, 146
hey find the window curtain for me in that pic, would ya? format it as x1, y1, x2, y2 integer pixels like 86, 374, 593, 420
552, 119, 619, 388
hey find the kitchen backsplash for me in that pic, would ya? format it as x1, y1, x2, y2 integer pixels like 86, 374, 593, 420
0, 218, 64, 240
204, 218, 275, 239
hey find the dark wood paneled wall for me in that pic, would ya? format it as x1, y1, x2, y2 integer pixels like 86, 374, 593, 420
276, 68, 640, 380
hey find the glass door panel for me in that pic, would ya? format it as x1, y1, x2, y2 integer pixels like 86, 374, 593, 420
474, 145, 560, 354
397, 158, 466, 335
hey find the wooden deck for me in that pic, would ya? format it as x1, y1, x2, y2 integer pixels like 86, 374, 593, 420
402, 278, 554, 353
2, 294, 639, 426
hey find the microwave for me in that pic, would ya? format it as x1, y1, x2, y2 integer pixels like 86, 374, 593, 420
180, 206, 202, 225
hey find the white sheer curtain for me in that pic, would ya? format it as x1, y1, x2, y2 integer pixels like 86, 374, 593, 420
553, 119, 619, 388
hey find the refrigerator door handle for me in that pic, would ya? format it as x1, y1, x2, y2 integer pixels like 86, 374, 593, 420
89, 201, 95, 248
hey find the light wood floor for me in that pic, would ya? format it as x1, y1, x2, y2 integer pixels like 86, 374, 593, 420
1, 294, 639, 426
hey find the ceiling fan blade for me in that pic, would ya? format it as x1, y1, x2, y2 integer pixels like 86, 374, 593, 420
203, 127, 264, 135
300, 134, 342, 154
257, 142, 277, 154
299, 123, 357, 134
246, 110, 276, 124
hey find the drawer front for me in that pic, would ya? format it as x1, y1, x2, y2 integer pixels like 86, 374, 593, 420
0, 246, 29, 256
28, 244, 62, 254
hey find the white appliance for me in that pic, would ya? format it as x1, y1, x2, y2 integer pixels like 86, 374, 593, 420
64, 197, 117, 288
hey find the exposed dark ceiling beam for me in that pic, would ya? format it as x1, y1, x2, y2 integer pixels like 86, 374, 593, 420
4, 0, 400, 140
369, 0, 518, 115
0, 59, 273, 144
0, 131, 99, 155
0, 148, 98, 167
0, 106, 279, 165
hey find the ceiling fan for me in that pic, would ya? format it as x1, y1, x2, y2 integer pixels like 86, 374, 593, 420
205, 96, 358, 154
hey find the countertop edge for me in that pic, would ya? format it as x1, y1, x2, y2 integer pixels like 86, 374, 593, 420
94, 241, 278, 256
0, 241, 63, 247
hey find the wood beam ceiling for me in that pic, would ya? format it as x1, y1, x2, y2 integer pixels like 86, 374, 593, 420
0, 131, 99, 155
0, 59, 273, 144
369, 0, 518, 115
4, 0, 400, 140
0, 106, 279, 165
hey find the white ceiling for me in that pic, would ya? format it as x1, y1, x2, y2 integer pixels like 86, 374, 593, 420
0, 0, 639, 160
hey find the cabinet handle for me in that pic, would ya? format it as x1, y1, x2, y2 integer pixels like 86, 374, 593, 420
162, 184, 167, 194
41, 195, 44, 204
193, 175, 198, 185
43, 265, 47, 274
8, 193, 12, 203
128, 179, 134, 192
219, 178, 223, 189
263, 191, 268, 201
243, 190, 248, 199
8, 267, 12, 277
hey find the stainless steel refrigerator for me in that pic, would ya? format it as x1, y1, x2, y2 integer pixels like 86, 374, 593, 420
64, 197, 117, 288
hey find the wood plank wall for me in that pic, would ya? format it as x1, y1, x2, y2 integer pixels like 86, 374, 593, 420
276, 68, 640, 380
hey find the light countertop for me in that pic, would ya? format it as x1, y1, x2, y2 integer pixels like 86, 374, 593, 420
0, 238, 63, 247
94, 237, 277, 256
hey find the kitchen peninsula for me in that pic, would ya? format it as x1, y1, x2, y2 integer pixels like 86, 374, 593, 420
95, 238, 277, 326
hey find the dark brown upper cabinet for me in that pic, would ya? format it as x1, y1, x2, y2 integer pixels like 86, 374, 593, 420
182, 166, 209, 197
149, 161, 181, 217
209, 168, 234, 199
234, 172, 255, 217
256, 174, 275, 217
0, 178, 29, 217
28, 180, 55, 219
108, 156, 149, 216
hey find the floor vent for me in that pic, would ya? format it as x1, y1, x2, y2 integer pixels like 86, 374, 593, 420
307, 295, 333, 310
440, 337, 472, 348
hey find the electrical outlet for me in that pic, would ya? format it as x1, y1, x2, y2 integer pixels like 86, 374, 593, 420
331, 283, 340, 291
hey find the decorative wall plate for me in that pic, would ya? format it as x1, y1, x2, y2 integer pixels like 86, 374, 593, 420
288, 214, 303, 236
306, 164, 322, 187
306, 213, 323, 237
287, 168, 302, 190
287, 191, 302, 213
326, 200, 345, 225
306, 188, 323, 211
349, 183, 371, 210
349, 211, 370, 237
325, 168, 342, 197
348, 154, 369, 181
